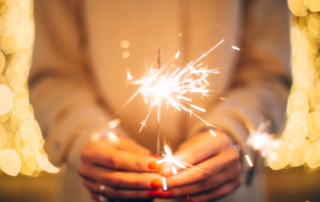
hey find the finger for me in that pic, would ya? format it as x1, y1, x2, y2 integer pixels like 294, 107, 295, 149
166, 148, 240, 188
115, 138, 151, 155
83, 180, 152, 199
184, 178, 242, 202
81, 143, 158, 171
79, 165, 162, 189
89, 191, 101, 202
172, 132, 232, 172
165, 162, 241, 197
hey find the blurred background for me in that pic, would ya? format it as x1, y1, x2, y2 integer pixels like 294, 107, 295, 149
0, 0, 320, 201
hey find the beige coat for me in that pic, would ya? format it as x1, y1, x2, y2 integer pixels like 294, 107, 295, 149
29, 0, 291, 201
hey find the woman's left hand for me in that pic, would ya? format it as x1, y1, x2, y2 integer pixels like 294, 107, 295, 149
156, 130, 242, 202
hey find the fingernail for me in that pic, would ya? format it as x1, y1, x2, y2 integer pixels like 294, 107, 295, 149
148, 161, 161, 170
151, 178, 163, 188
161, 191, 173, 198
149, 153, 161, 159
148, 189, 162, 197
179, 199, 189, 202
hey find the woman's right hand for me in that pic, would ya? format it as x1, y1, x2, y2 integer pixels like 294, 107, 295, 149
78, 137, 164, 201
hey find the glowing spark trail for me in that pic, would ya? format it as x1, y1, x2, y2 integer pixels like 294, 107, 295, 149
209, 130, 217, 137
232, 46, 240, 51
162, 177, 167, 191
245, 155, 253, 167
119, 39, 224, 133
175, 51, 180, 59
171, 166, 178, 175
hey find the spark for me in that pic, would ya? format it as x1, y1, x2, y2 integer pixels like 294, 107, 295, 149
190, 105, 206, 112
107, 132, 120, 143
245, 155, 253, 167
108, 118, 122, 130
119, 39, 224, 131
232, 46, 240, 51
162, 177, 167, 190
175, 51, 180, 59
209, 130, 217, 137
126, 70, 133, 80
171, 166, 178, 175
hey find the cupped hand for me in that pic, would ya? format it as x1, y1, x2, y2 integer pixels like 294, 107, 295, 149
78, 136, 164, 201
158, 130, 242, 202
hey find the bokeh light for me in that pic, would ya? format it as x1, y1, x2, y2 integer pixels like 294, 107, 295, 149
0, 0, 59, 177
266, 2, 320, 171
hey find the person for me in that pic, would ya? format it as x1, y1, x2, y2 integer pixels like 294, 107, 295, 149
29, 0, 291, 201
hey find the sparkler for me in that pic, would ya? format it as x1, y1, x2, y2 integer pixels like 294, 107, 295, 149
245, 120, 278, 167
156, 48, 162, 156
156, 143, 214, 190
246, 121, 275, 157
156, 144, 189, 190
156, 144, 187, 171
119, 39, 224, 155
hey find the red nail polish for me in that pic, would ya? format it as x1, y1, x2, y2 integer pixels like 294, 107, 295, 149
148, 190, 162, 197
179, 199, 189, 202
161, 191, 173, 198
150, 178, 163, 188
148, 161, 161, 170
149, 153, 161, 159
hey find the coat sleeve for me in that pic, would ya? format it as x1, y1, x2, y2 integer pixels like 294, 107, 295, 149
189, 0, 292, 175
29, 0, 118, 169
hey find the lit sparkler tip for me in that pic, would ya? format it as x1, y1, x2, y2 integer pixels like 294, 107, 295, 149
232, 46, 240, 51
246, 121, 275, 157
120, 40, 224, 132
245, 155, 253, 167
209, 130, 217, 137
190, 104, 206, 112
175, 51, 180, 59
162, 177, 167, 190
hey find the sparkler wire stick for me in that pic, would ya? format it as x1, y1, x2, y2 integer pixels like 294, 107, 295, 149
157, 48, 162, 156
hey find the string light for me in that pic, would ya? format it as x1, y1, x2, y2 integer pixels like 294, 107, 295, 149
266, 1, 320, 171
0, 0, 59, 176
